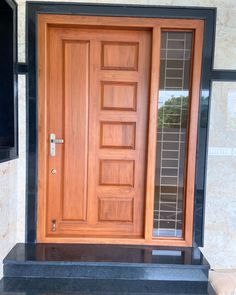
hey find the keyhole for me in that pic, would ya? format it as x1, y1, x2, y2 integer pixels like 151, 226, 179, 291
51, 169, 57, 175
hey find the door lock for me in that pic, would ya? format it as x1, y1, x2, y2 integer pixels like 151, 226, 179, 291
51, 219, 57, 232
51, 169, 57, 175
50, 133, 64, 157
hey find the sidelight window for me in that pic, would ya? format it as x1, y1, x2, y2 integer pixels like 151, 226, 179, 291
153, 31, 193, 238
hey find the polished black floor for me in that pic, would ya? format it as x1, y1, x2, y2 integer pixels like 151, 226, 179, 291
3, 243, 210, 282
2, 244, 214, 294
4, 243, 209, 266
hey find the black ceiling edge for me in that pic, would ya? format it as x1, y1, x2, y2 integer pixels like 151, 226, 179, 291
26, 1, 215, 10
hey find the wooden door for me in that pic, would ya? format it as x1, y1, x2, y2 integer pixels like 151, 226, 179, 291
38, 25, 151, 240
38, 15, 204, 246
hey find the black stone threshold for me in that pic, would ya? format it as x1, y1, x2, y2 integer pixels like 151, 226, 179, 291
3, 243, 210, 283
0, 277, 216, 295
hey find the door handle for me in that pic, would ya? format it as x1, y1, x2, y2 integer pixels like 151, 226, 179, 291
50, 133, 64, 157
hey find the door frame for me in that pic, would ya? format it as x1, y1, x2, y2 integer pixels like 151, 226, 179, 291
37, 13, 203, 247
26, 2, 217, 247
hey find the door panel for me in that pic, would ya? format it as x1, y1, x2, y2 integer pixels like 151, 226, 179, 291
100, 122, 136, 149
99, 160, 135, 186
101, 41, 139, 70
62, 41, 89, 222
45, 27, 151, 238
101, 82, 137, 111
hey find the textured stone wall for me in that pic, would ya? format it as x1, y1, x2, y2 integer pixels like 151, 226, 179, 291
203, 82, 236, 269
0, 0, 235, 277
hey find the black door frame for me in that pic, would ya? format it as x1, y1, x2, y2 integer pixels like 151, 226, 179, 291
22, 2, 236, 246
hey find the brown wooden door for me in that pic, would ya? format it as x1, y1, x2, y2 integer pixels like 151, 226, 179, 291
39, 25, 151, 240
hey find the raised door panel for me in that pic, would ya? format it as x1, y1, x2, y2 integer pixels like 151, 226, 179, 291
101, 41, 139, 71
99, 160, 135, 186
98, 197, 134, 222
62, 41, 89, 222
101, 82, 137, 111
100, 122, 136, 149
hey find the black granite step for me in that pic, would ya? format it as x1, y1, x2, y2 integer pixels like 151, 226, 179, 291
0, 278, 216, 294
3, 243, 210, 283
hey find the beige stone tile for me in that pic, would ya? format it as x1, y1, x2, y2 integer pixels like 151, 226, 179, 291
203, 82, 236, 269
208, 82, 236, 148
17, 75, 26, 242
0, 160, 18, 277
18, 3, 26, 62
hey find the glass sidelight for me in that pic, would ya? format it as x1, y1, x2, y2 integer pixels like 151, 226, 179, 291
153, 31, 193, 238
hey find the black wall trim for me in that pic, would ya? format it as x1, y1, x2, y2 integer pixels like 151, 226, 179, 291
25, 2, 227, 247
18, 63, 28, 74
0, 0, 18, 163
4, 0, 17, 10
211, 70, 236, 81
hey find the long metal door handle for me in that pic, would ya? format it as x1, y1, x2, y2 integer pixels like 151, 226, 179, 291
50, 133, 64, 157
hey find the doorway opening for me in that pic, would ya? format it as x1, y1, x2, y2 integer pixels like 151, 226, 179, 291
37, 14, 203, 247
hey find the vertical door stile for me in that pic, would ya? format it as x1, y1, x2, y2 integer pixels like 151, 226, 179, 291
144, 26, 161, 241
184, 23, 204, 245
37, 16, 48, 242
88, 39, 101, 226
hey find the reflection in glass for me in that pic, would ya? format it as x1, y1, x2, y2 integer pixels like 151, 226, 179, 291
153, 31, 193, 238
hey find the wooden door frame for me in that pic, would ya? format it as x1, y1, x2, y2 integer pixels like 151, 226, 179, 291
37, 14, 203, 247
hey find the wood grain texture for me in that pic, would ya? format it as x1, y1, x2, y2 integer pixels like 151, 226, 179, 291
98, 197, 134, 222
88, 28, 151, 237
62, 40, 89, 222
37, 14, 204, 246
37, 15, 48, 242
183, 22, 204, 246
38, 19, 151, 240
100, 122, 136, 149
101, 42, 139, 71
144, 26, 161, 242
99, 160, 135, 186
37, 14, 204, 30
101, 82, 137, 111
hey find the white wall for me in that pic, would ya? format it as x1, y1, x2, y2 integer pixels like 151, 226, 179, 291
0, 0, 235, 277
